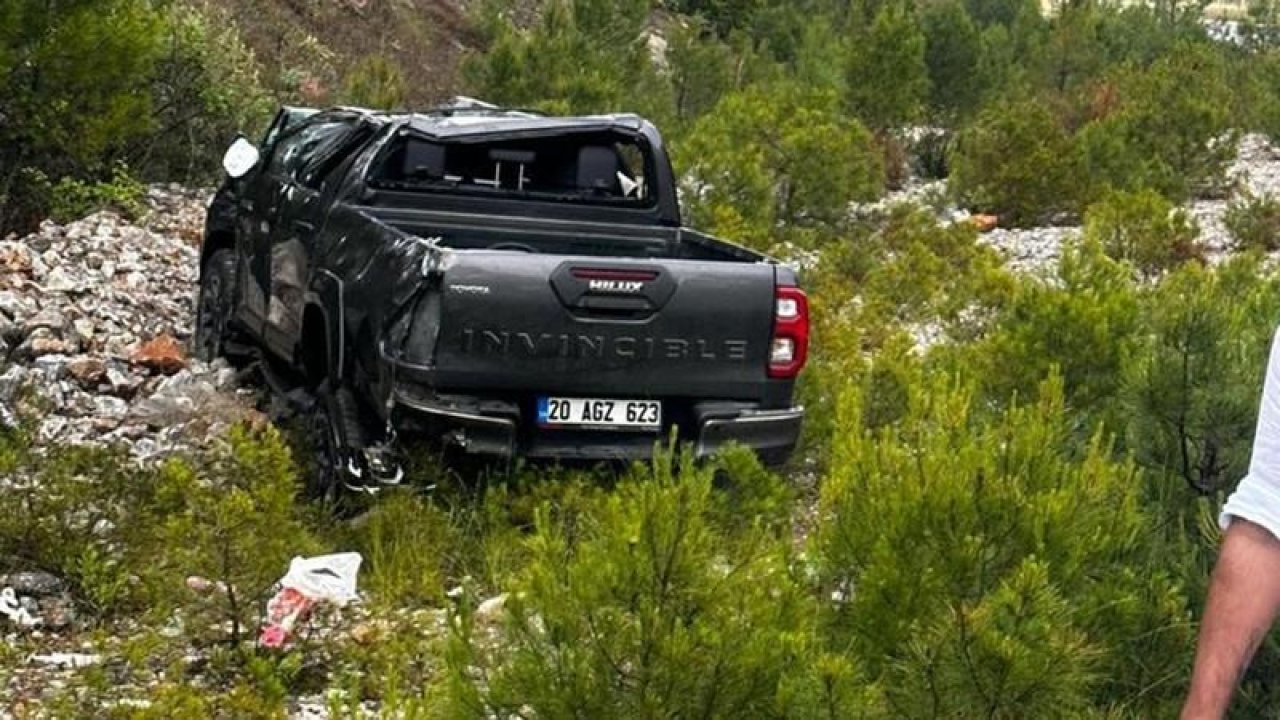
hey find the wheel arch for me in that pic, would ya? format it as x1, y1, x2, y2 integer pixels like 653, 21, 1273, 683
200, 230, 236, 273
300, 271, 346, 385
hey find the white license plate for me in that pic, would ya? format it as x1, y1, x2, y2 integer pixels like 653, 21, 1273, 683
537, 397, 662, 430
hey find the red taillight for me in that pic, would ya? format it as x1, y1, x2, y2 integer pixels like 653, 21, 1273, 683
571, 268, 660, 282
769, 286, 809, 379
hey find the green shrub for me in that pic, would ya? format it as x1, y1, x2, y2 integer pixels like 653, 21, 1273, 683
341, 54, 408, 110
440, 446, 886, 718
463, 0, 666, 119
950, 98, 1083, 226
935, 239, 1141, 427
797, 206, 1012, 459
1123, 255, 1280, 497
921, 0, 986, 121
1083, 188, 1202, 278
155, 424, 324, 646
818, 374, 1193, 717
677, 83, 883, 246
1224, 191, 1280, 252
1075, 43, 1236, 202
0, 436, 165, 616
857, 205, 1011, 329
139, 3, 274, 181
355, 491, 458, 608
0, 1, 271, 233
45, 164, 147, 224
0, 0, 162, 232
844, 2, 930, 131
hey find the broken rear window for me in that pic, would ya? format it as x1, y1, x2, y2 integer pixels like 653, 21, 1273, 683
367, 130, 654, 206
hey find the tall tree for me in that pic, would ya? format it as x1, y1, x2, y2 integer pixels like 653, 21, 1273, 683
844, 2, 930, 130
921, 0, 986, 120
0, 0, 164, 230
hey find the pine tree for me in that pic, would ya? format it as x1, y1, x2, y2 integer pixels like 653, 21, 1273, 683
818, 374, 1194, 717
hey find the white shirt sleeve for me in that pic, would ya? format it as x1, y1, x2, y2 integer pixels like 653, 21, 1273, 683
1221, 325, 1280, 539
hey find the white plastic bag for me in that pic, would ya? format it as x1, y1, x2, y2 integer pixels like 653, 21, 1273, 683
278, 552, 362, 606
260, 552, 362, 648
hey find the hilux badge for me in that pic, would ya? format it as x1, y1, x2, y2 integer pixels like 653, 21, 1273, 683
588, 279, 645, 294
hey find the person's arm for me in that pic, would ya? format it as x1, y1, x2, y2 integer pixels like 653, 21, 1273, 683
1184, 325, 1280, 719
1182, 519, 1280, 719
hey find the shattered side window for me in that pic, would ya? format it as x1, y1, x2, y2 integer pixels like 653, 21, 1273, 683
267, 118, 354, 182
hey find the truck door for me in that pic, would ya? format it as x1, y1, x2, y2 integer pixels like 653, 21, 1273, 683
231, 107, 317, 337
261, 115, 367, 356
241, 115, 356, 358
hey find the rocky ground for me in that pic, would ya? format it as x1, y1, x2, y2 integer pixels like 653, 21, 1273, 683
0, 187, 277, 718
0, 186, 259, 463
979, 133, 1280, 274
857, 132, 1280, 275
0, 187, 488, 717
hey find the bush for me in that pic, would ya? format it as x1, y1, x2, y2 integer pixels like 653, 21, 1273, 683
1075, 42, 1236, 202
1083, 188, 1202, 278
354, 491, 459, 608
921, 0, 986, 120
856, 205, 1011, 330
155, 424, 324, 646
439, 446, 886, 718
463, 0, 666, 119
0, 0, 163, 233
42, 165, 147, 224
678, 84, 883, 245
1224, 191, 1280, 252
818, 374, 1193, 717
1123, 255, 1280, 496
795, 206, 1012, 457
937, 239, 1141, 422
0, 419, 322, 635
0, 439, 155, 616
949, 98, 1083, 226
341, 55, 408, 110
0, 1, 271, 233
844, 3, 930, 131
137, 3, 273, 181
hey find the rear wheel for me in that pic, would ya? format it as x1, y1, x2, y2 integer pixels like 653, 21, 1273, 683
307, 384, 343, 505
194, 248, 238, 362
305, 382, 377, 517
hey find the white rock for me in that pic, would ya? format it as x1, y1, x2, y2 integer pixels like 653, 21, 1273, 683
43, 266, 79, 294
93, 396, 129, 420
476, 593, 508, 620
30, 652, 102, 668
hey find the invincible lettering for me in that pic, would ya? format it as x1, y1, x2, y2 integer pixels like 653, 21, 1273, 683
461, 330, 748, 362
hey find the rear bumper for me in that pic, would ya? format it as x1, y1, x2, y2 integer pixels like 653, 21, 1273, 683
389, 385, 802, 464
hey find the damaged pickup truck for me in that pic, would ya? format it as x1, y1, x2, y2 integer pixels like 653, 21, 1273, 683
197, 100, 809, 495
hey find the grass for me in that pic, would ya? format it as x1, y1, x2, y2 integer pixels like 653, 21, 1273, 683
0, 420, 653, 716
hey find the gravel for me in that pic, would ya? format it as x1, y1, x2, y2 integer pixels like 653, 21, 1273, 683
869, 133, 1280, 276
0, 187, 262, 461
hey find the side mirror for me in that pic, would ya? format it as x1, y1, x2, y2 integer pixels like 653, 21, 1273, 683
222, 136, 261, 179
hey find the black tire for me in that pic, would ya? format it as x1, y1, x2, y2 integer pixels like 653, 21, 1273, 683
306, 383, 345, 505
194, 248, 238, 362
305, 383, 371, 517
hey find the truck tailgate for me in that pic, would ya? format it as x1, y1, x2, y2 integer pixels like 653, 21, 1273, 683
405, 252, 778, 400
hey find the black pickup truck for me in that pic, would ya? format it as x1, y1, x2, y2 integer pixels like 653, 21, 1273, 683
198, 101, 808, 494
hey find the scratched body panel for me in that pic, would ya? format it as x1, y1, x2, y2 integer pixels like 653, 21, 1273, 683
202, 103, 807, 463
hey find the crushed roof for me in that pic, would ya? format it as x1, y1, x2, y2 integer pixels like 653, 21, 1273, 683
399, 111, 647, 139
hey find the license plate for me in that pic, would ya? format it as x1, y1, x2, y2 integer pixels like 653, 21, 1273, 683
537, 397, 662, 430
